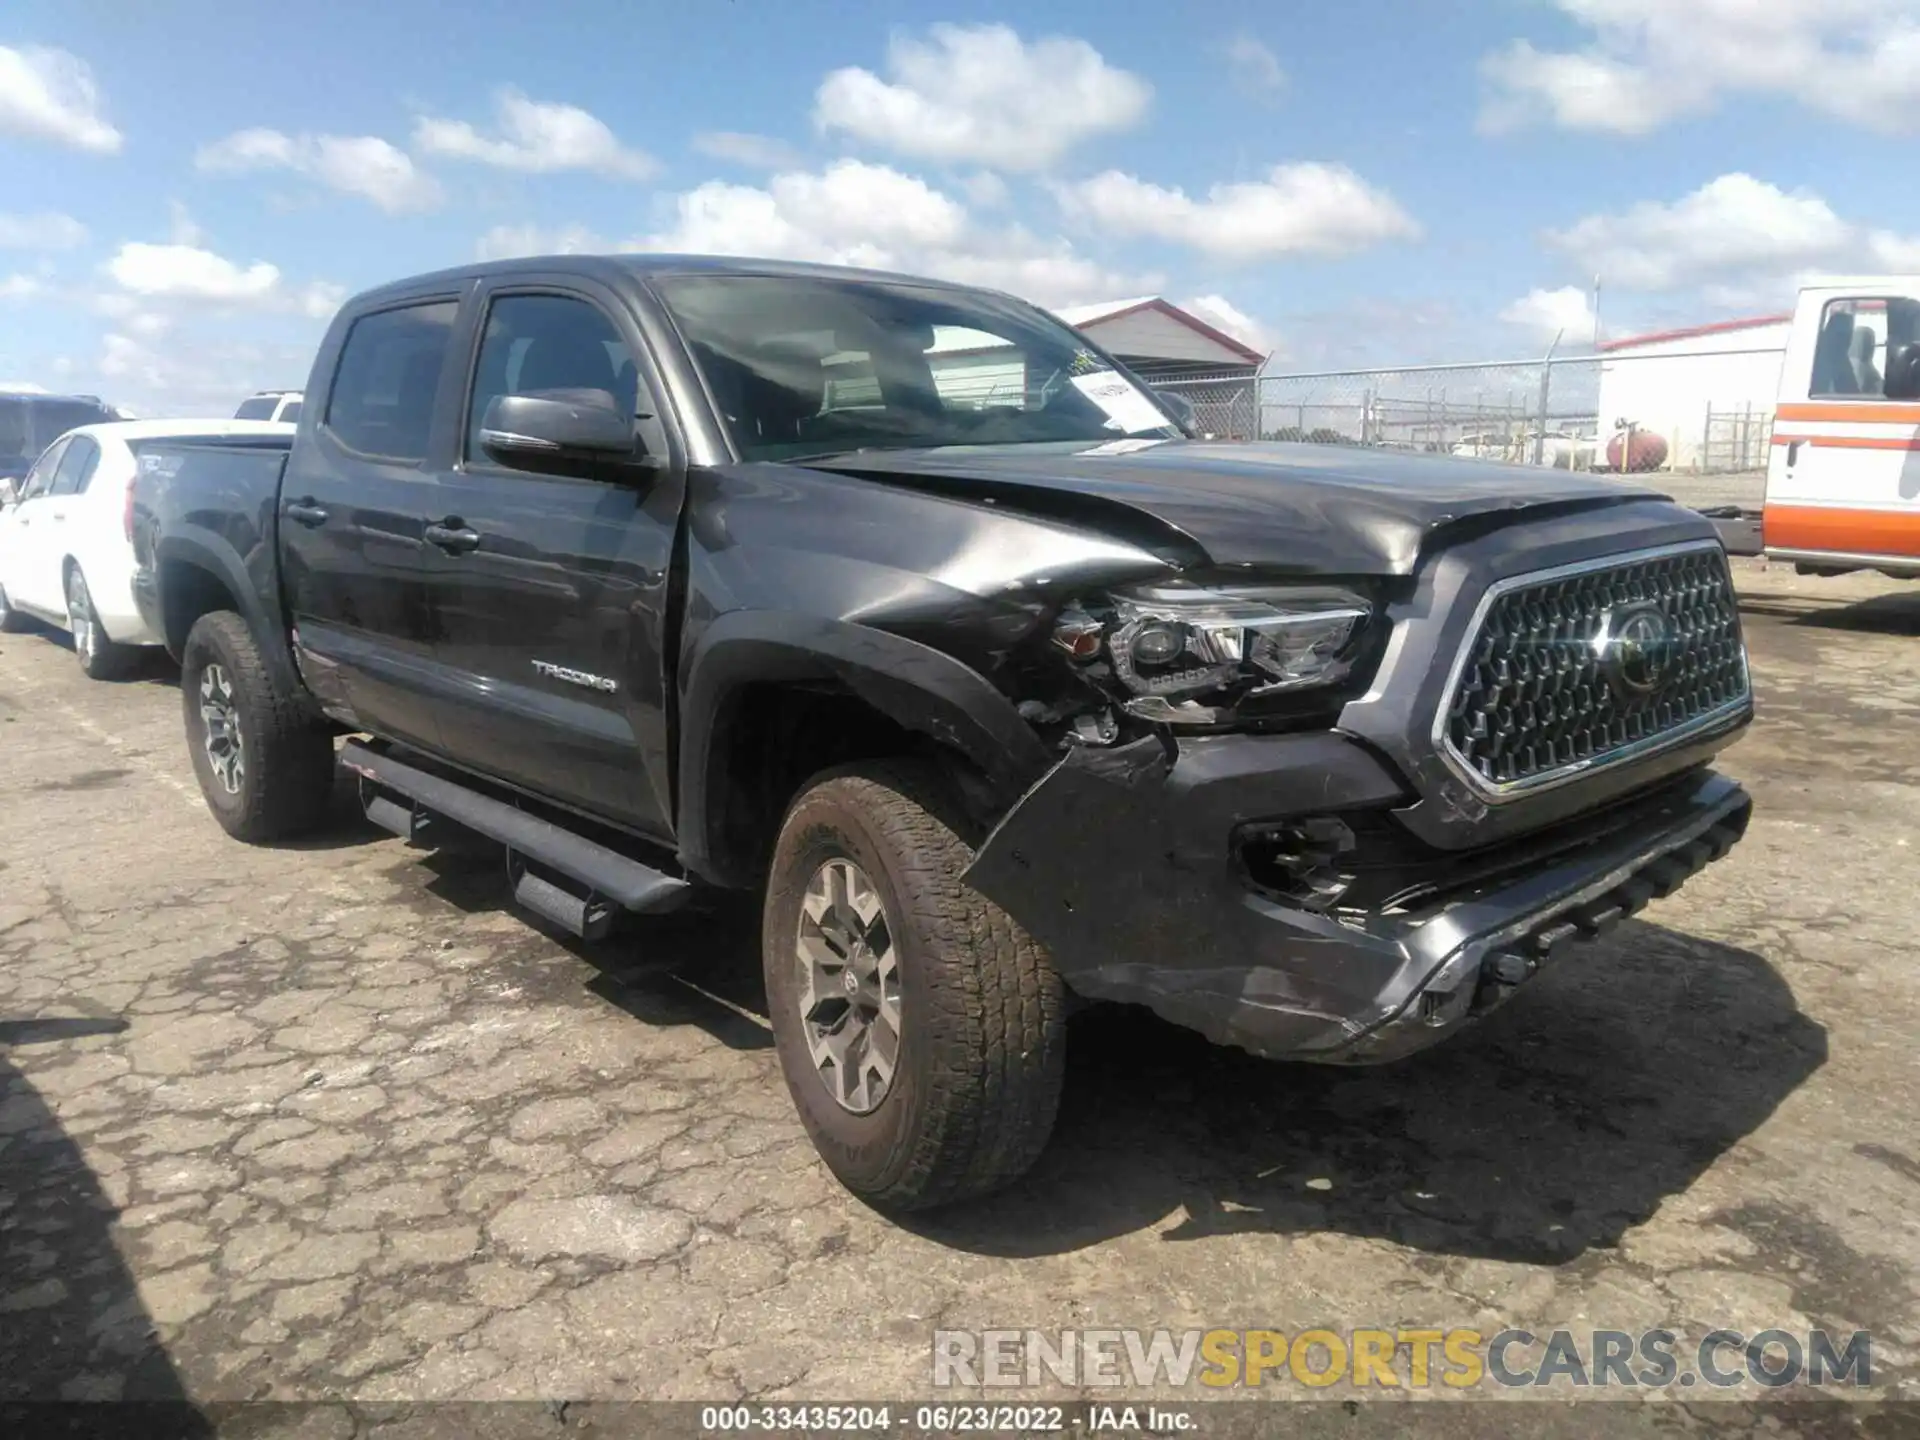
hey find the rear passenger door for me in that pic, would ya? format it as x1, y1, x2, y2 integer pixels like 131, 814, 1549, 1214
421, 282, 686, 839
34, 436, 100, 611
281, 296, 461, 753
0, 437, 66, 613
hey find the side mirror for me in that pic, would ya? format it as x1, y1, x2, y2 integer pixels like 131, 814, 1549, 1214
1886, 342, 1920, 401
1154, 388, 1198, 432
479, 390, 639, 472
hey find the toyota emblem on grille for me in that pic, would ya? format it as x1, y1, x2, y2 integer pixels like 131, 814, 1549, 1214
1595, 603, 1673, 696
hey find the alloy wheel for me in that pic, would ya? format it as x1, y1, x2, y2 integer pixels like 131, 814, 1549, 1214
198, 663, 245, 795
794, 857, 903, 1114
66, 572, 95, 665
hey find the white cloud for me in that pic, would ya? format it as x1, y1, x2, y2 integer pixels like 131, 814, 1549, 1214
642, 159, 1150, 308
98, 332, 153, 381
1869, 231, 1920, 270
0, 212, 88, 250
167, 201, 205, 248
107, 242, 281, 303
414, 89, 656, 180
816, 23, 1150, 170
1500, 285, 1598, 344
124, 310, 172, 339
959, 172, 1010, 208
0, 45, 122, 153
691, 131, 804, 170
1541, 172, 1920, 320
1224, 35, 1286, 98
0, 274, 44, 302
1056, 163, 1419, 261
299, 281, 347, 321
1482, 1, 1920, 135
0, 379, 49, 392
89, 324, 318, 418
1182, 294, 1272, 352
197, 128, 442, 213
475, 222, 607, 261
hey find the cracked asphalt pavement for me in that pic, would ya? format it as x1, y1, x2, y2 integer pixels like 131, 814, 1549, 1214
1, 559, 1917, 1416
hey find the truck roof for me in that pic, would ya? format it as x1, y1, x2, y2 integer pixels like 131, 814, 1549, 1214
348, 253, 1015, 311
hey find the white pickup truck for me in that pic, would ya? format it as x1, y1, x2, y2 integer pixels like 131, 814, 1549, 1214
1752, 278, 1920, 578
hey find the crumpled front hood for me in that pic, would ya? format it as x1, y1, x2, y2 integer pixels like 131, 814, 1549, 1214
807, 439, 1664, 575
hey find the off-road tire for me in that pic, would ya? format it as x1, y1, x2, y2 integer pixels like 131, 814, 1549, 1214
181, 611, 335, 842
0, 582, 27, 633
65, 566, 137, 680
763, 759, 1066, 1211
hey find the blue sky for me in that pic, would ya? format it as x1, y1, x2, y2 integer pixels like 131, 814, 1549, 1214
3, 0, 1919, 413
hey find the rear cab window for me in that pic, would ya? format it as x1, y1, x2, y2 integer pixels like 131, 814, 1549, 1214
29, 399, 116, 449
324, 302, 459, 461
1, 397, 113, 474
234, 396, 279, 420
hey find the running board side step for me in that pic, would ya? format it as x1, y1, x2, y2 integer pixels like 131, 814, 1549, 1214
340, 740, 690, 930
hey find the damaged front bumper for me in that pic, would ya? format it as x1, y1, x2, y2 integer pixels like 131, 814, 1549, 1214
963, 732, 1752, 1065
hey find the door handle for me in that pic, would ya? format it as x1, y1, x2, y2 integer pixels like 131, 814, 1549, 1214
285, 499, 330, 527
1786, 440, 1802, 466
424, 520, 482, 554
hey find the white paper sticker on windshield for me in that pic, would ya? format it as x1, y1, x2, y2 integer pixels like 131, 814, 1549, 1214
1069, 371, 1170, 434
1079, 438, 1168, 455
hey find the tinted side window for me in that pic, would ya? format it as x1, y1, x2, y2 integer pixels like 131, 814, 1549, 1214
279, 399, 303, 424
325, 301, 458, 461
234, 397, 278, 420
466, 294, 634, 462
0, 400, 28, 467
18, 437, 66, 499
29, 400, 114, 448
51, 437, 99, 496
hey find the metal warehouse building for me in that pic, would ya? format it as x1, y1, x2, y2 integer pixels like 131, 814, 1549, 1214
1055, 297, 1267, 436
882, 296, 1268, 434
1595, 315, 1790, 472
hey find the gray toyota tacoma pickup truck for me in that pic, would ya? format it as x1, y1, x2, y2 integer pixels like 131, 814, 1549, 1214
131, 255, 1754, 1210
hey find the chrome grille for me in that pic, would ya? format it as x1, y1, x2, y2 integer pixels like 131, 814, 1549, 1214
1439, 543, 1749, 796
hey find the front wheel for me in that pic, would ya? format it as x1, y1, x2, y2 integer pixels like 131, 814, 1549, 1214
66, 567, 136, 680
763, 760, 1066, 1211
181, 611, 336, 842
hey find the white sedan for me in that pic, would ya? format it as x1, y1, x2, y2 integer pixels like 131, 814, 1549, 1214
0, 419, 293, 678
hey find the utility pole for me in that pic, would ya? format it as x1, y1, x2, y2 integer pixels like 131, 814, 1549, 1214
1591, 274, 1603, 349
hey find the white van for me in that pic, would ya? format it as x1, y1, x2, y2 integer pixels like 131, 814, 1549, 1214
1763, 278, 1920, 578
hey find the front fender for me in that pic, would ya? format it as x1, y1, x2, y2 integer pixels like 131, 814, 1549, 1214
676, 610, 1054, 885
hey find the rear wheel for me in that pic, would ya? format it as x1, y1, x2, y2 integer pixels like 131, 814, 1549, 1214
181, 611, 335, 842
763, 760, 1066, 1211
65, 566, 136, 680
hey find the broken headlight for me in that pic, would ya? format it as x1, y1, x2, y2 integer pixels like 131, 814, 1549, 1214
1053, 582, 1371, 724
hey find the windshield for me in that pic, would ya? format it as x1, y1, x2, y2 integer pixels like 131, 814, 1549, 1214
653, 275, 1182, 461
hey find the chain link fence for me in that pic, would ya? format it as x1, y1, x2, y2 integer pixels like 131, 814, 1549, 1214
1151, 371, 1262, 440
1155, 345, 1787, 511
